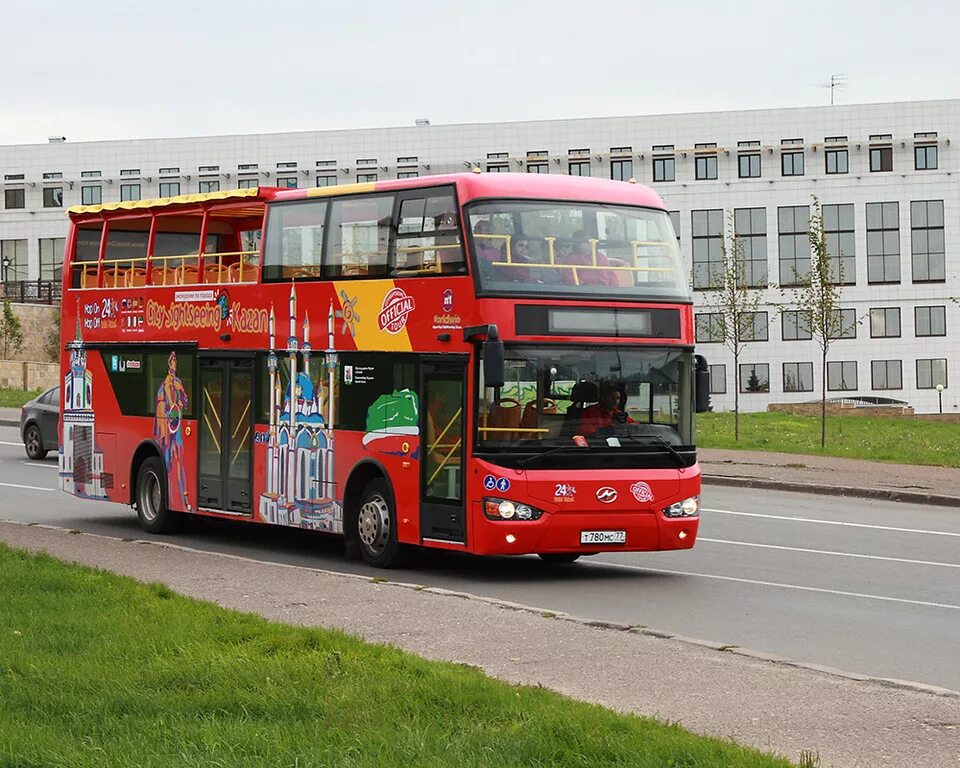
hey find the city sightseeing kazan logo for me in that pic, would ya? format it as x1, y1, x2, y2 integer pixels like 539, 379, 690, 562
377, 288, 416, 334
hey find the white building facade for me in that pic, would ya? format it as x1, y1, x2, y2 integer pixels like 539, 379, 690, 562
1, 99, 956, 412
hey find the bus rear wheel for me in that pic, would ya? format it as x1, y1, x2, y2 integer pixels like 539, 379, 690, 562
135, 456, 182, 534
538, 553, 581, 564
356, 478, 408, 569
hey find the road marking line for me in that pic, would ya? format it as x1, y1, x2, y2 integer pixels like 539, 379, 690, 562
20, 461, 58, 470
0, 481, 54, 492
698, 537, 960, 569
702, 507, 960, 538
0, 441, 23, 447
589, 560, 960, 611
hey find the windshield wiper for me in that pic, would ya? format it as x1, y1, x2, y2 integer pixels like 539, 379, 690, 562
517, 443, 589, 467
610, 433, 686, 467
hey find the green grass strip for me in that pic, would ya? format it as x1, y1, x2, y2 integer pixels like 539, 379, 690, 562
698, 411, 960, 468
0, 387, 41, 408
0, 544, 794, 767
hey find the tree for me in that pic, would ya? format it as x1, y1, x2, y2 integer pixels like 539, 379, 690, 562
785, 196, 855, 448
43, 310, 61, 362
0, 299, 24, 360
698, 214, 766, 440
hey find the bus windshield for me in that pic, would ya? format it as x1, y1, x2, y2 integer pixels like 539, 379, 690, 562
477, 345, 695, 462
467, 200, 689, 301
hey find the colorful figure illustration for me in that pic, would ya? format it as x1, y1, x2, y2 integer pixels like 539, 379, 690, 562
363, 389, 420, 458
154, 350, 191, 511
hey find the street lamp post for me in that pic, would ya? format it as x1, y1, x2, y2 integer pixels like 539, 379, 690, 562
936, 383, 944, 415
1, 257, 9, 283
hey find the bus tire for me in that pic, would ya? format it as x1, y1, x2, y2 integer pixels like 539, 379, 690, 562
135, 456, 182, 534
356, 478, 408, 569
538, 553, 581, 564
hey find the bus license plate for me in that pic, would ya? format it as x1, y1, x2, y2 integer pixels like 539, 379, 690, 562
580, 530, 626, 545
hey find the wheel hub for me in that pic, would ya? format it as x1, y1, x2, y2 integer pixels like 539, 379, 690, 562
358, 494, 390, 555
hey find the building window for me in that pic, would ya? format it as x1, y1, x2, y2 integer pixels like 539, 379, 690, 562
198, 165, 219, 173
653, 155, 675, 182
486, 164, 508, 173
695, 154, 717, 180
80, 185, 102, 205
42, 172, 62, 180
733, 207, 767, 286
3, 174, 24, 181
691, 209, 723, 289
396, 171, 419, 179
315, 175, 337, 187
869, 307, 900, 338
277, 161, 298, 169
526, 152, 548, 174
610, 158, 633, 181
828, 308, 857, 339
39, 237, 65, 281
159, 167, 179, 174
355, 174, 377, 184
740, 311, 768, 342
781, 151, 804, 176
526, 162, 548, 174
822, 204, 856, 284
778, 205, 810, 286
42, 187, 63, 207
825, 148, 848, 174
827, 361, 857, 391
120, 183, 140, 201
783, 362, 814, 393
80, 170, 100, 178
917, 359, 947, 390
159, 181, 180, 197
239, 163, 259, 171
198, 180, 220, 193
915, 145, 937, 170
4, 188, 24, 209
870, 146, 893, 172
0, 239, 27, 280
738, 153, 761, 178
782, 310, 812, 341
237, 178, 258, 189
910, 200, 945, 282
120, 168, 140, 176
277, 177, 299, 188
694, 312, 724, 343
709, 364, 726, 394
397, 156, 418, 165
866, 202, 900, 284
568, 160, 590, 176
915, 305, 946, 337
739, 363, 770, 393
871, 360, 902, 390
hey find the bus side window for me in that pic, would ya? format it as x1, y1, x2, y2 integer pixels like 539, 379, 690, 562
393, 189, 465, 276
262, 200, 326, 281
324, 194, 394, 279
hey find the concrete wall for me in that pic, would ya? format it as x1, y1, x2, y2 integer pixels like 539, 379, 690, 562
1, 303, 59, 363
0, 360, 58, 391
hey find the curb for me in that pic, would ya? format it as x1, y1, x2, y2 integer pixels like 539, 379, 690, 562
703, 473, 960, 508
2, 518, 958, 701
0, 419, 19, 429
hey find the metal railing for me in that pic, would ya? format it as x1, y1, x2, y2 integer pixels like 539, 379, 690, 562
0, 279, 62, 305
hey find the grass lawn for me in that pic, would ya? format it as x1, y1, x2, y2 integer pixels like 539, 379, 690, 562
698, 411, 960, 468
0, 387, 40, 408
0, 544, 795, 768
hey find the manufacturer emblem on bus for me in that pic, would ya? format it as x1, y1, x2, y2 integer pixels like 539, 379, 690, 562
377, 288, 416, 334
596, 487, 618, 503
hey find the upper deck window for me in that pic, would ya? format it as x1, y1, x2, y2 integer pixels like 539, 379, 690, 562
262, 200, 328, 280
467, 200, 689, 301
394, 188, 464, 276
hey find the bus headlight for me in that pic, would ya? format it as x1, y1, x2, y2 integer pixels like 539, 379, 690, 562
483, 498, 544, 521
661, 496, 700, 518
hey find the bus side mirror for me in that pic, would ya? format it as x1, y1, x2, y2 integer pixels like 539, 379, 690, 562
483, 339, 505, 388
695, 354, 711, 413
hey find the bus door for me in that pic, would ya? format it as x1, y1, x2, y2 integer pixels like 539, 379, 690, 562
197, 356, 254, 514
420, 359, 467, 543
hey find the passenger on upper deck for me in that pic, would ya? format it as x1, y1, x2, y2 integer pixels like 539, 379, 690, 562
473, 220, 504, 280
560, 230, 618, 287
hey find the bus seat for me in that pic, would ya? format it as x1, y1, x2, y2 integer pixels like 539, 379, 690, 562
176, 265, 199, 285
203, 263, 227, 284
608, 257, 634, 287
489, 398, 522, 441
79, 267, 98, 288
150, 266, 174, 286
102, 267, 126, 288
521, 398, 557, 438
127, 267, 148, 287
561, 381, 598, 436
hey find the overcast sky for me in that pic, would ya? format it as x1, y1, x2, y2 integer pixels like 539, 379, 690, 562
1, 0, 958, 145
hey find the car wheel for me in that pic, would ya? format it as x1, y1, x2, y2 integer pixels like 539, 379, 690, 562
23, 424, 48, 460
538, 553, 581, 564
135, 456, 182, 534
356, 478, 409, 568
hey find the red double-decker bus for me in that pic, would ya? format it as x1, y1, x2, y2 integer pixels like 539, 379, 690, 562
59, 172, 707, 567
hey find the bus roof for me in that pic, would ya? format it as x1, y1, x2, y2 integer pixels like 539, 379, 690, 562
67, 172, 666, 222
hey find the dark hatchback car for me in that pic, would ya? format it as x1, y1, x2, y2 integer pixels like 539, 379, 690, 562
21, 386, 59, 460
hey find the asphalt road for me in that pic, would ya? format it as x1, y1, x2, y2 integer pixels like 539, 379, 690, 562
2, 423, 958, 693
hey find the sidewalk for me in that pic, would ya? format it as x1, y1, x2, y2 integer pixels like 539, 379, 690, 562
700, 448, 960, 507
1, 521, 957, 768
0, 406, 19, 428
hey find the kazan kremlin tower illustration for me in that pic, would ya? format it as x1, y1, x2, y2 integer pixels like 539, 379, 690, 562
258, 285, 340, 531
59, 313, 107, 499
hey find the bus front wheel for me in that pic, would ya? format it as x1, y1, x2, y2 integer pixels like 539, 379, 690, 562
135, 456, 182, 534
356, 478, 408, 569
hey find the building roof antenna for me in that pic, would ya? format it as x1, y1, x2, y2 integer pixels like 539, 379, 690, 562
816, 74, 847, 106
